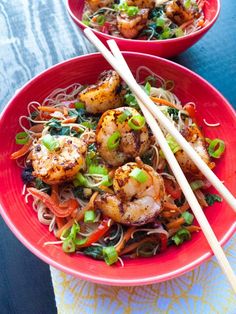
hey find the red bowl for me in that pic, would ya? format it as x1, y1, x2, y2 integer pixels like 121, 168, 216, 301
67, 0, 220, 58
0, 53, 235, 286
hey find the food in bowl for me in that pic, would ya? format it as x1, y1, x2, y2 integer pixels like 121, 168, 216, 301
11, 65, 225, 266
82, 0, 206, 40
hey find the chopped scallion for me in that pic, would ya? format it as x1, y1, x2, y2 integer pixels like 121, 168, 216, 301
74, 102, 85, 109
84, 210, 96, 223
172, 228, 191, 246
190, 180, 204, 191
130, 168, 148, 183
62, 238, 76, 253
181, 212, 194, 225
107, 131, 121, 150
15, 132, 29, 145
128, 115, 145, 131
42, 134, 59, 151
117, 109, 132, 123
102, 246, 118, 265
208, 139, 225, 158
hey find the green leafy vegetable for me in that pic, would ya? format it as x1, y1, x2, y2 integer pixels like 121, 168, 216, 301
205, 193, 222, 206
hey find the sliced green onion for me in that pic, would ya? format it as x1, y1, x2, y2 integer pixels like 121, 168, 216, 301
60, 228, 71, 240
161, 27, 171, 39
74, 173, 89, 187
84, 210, 96, 223
117, 109, 132, 123
127, 6, 139, 17
62, 238, 76, 253
102, 246, 118, 265
171, 228, 191, 246
166, 133, 181, 154
144, 82, 151, 95
70, 223, 80, 240
81, 121, 94, 129
184, 0, 191, 9
128, 115, 145, 131
42, 134, 60, 151
181, 212, 194, 225
100, 175, 113, 187
88, 164, 108, 175
97, 14, 105, 25
107, 131, 121, 150
82, 20, 90, 26
208, 139, 225, 158
75, 102, 85, 109
15, 132, 29, 145
175, 27, 184, 37
156, 18, 165, 28
190, 180, 204, 191
74, 237, 87, 246
130, 168, 148, 183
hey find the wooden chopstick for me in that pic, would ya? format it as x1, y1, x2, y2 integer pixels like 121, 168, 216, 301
84, 28, 236, 293
84, 28, 236, 213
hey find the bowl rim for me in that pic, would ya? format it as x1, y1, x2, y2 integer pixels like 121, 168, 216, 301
0, 51, 235, 286
66, 0, 221, 44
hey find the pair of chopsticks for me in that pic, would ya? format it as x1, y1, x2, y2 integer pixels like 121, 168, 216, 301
84, 28, 236, 292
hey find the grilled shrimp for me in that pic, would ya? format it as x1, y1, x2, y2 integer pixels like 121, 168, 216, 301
126, 0, 155, 8
96, 107, 150, 166
32, 136, 87, 185
78, 70, 123, 114
95, 162, 165, 225
175, 123, 214, 177
117, 8, 149, 39
85, 0, 114, 12
165, 0, 199, 26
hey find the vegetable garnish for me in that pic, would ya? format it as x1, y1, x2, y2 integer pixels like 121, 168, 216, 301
74, 101, 85, 109
107, 131, 121, 150
207, 138, 225, 158
117, 109, 132, 123
181, 212, 194, 225
128, 115, 145, 131
205, 193, 222, 206
103, 246, 118, 265
172, 228, 191, 246
190, 180, 204, 191
130, 168, 148, 183
42, 134, 60, 151
97, 14, 106, 26
15, 132, 29, 145
84, 210, 96, 223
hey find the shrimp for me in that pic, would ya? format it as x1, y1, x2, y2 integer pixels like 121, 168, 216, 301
165, 0, 200, 26
125, 0, 155, 8
96, 107, 150, 166
175, 123, 214, 177
85, 0, 114, 12
95, 162, 165, 225
78, 70, 123, 114
117, 8, 149, 39
31, 136, 87, 185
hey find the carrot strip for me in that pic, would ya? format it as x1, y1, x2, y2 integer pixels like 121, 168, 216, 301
166, 217, 185, 230
28, 187, 78, 218
55, 191, 99, 238
116, 226, 136, 254
29, 124, 44, 133
62, 117, 77, 124
38, 106, 68, 115
150, 96, 180, 109
185, 225, 201, 233
10, 139, 33, 159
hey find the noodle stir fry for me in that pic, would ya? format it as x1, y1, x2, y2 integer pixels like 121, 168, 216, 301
11, 67, 225, 266
82, 0, 206, 40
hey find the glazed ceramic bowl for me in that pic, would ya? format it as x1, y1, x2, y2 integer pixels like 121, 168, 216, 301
67, 0, 220, 57
0, 52, 235, 286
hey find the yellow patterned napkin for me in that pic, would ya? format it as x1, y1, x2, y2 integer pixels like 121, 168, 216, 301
50, 234, 236, 314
